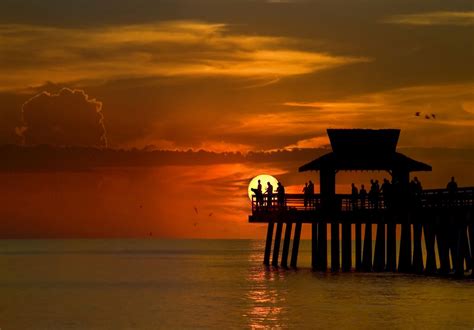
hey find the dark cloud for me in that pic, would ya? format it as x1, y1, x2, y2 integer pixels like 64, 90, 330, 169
17, 88, 107, 147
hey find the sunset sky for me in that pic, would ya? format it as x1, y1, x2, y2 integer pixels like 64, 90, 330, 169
0, 0, 473, 238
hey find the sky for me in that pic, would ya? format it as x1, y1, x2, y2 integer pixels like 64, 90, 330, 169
0, 0, 473, 238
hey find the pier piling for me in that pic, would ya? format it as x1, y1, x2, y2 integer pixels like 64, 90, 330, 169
362, 223, 373, 271
423, 222, 437, 274
386, 221, 397, 271
413, 222, 424, 274
272, 222, 283, 267
355, 222, 362, 271
317, 222, 327, 271
331, 223, 340, 271
312, 222, 318, 269
263, 222, 274, 266
373, 222, 386, 272
398, 222, 412, 272
342, 222, 352, 271
290, 221, 302, 268
281, 222, 292, 268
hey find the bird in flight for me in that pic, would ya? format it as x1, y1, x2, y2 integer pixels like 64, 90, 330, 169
415, 112, 420, 117
193, 206, 198, 215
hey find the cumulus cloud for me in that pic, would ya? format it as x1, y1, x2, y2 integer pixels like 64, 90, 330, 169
17, 88, 107, 147
0, 21, 369, 91
382, 11, 474, 26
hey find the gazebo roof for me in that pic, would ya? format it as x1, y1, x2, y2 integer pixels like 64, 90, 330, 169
299, 129, 432, 173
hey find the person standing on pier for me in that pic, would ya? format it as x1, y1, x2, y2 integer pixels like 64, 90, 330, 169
257, 179, 264, 208
308, 180, 315, 208
351, 183, 359, 210
369, 179, 379, 209
359, 184, 367, 209
381, 178, 392, 209
266, 182, 274, 208
277, 182, 285, 208
374, 180, 380, 208
414, 177, 423, 207
302, 182, 309, 208
447, 176, 458, 206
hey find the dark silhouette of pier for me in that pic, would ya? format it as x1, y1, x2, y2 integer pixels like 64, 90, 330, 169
249, 129, 474, 278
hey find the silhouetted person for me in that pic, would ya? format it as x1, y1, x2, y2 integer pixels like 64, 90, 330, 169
277, 182, 285, 208
381, 178, 392, 209
414, 176, 423, 207
447, 176, 458, 206
254, 179, 263, 208
351, 183, 359, 210
359, 184, 367, 209
308, 180, 315, 207
302, 182, 309, 208
369, 179, 379, 209
266, 182, 274, 208
374, 180, 380, 208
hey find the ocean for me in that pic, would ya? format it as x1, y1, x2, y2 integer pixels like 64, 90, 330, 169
1, 239, 473, 329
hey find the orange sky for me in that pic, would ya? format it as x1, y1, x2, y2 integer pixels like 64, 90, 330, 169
0, 0, 472, 237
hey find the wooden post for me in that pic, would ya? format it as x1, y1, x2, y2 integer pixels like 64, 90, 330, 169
317, 222, 327, 271
398, 220, 412, 273
281, 222, 292, 268
469, 223, 474, 278
373, 222, 386, 272
386, 221, 397, 272
263, 222, 274, 266
355, 222, 362, 271
319, 167, 335, 272
462, 225, 472, 271
290, 221, 302, 268
331, 222, 340, 271
272, 222, 283, 267
342, 222, 352, 271
448, 216, 458, 273
312, 222, 318, 269
362, 223, 373, 271
413, 222, 424, 274
423, 222, 437, 274
454, 223, 466, 278
436, 219, 451, 274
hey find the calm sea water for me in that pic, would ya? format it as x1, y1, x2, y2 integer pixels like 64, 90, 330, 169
1, 239, 473, 329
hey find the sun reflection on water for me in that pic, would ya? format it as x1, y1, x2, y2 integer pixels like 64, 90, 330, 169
243, 240, 289, 328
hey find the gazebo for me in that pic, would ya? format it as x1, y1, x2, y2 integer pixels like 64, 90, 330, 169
299, 129, 432, 203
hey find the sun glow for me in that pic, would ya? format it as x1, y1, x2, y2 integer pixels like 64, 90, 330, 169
248, 174, 279, 200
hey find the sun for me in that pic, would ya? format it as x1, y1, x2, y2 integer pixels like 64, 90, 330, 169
247, 174, 279, 200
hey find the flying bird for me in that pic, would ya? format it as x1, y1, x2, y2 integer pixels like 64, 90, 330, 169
431, 114, 436, 119
425, 115, 430, 119
208, 212, 213, 217
415, 112, 421, 117
193, 206, 199, 215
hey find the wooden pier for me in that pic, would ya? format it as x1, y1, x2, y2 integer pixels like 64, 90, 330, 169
248, 129, 474, 278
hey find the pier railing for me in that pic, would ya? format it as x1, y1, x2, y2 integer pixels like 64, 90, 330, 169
251, 186, 474, 213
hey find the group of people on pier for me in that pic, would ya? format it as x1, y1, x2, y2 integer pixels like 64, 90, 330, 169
350, 177, 424, 210
252, 179, 286, 208
350, 176, 459, 210
253, 176, 460, 211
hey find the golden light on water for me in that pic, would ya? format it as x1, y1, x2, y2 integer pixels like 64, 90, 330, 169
247, 174, 279, 200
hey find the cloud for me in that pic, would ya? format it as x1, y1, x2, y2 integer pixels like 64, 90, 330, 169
382, 11, 474, 26
17, 88, 107, 147
278, 83, 474, 149
0, 21, 369, 91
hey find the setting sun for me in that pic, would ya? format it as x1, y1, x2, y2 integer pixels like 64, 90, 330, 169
247, 174, 279, 200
